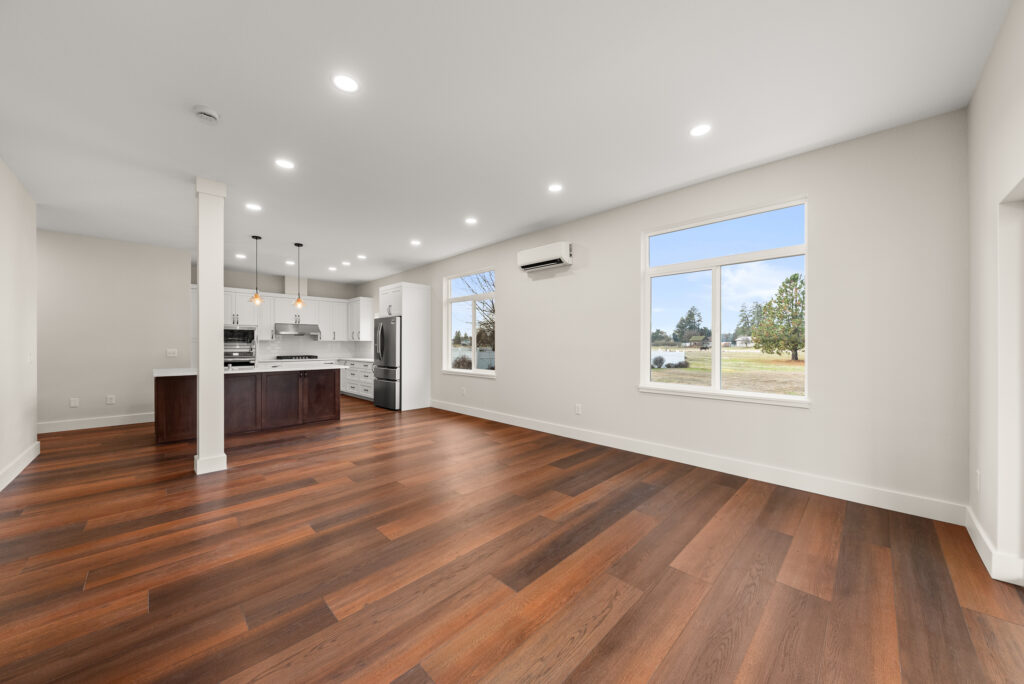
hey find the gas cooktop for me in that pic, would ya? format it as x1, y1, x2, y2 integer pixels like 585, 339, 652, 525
276, 355, 318, 360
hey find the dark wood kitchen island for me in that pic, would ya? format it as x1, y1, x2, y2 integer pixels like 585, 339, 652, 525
153, 363, 344, 443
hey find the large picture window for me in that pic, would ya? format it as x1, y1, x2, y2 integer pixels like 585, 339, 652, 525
444, 269, 495, 374
644, 203, 807, 402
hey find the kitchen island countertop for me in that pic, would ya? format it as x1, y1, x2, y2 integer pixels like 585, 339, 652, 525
154, 361, 348, 378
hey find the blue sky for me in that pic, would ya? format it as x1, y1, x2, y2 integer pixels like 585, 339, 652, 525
650, 205, 805, 336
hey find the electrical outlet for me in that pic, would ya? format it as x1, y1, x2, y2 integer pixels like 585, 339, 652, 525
69, 397, 79, 408
461, 387, 467, 397
166, 348, 178, 358
976, 469, 981, 494
575, 403, 582, 415
106, 395, 116, 405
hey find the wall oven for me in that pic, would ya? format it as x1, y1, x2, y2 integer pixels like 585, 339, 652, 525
224, 326, 256, 366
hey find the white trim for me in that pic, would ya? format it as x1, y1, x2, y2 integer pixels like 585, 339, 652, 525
637, 383, 810, 408
194, 452, 227, 475
37, 412, 154, 434
1, 441, 40, 492
966, 506, 1024, 586
441, 369, 497, 379
431, 398, 965, 525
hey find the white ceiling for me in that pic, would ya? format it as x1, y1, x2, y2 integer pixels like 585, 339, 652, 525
0, 0, 1010, 283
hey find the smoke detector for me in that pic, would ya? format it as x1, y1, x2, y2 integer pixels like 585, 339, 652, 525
192, 105, 220, 124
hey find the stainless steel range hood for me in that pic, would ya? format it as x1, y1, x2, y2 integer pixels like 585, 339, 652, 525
273, 323, 321, 338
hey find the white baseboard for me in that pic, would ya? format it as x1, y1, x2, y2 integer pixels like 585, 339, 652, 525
431, 399, 967, 526
194, 452, 227, 475
966, 506, 1024, 586
37, 412, 154, 434
1, 440, 40, 492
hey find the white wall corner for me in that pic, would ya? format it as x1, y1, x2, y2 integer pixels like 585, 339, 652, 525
1, 441, 41, 492
431, 399, 967, 526
966, 506, 1024, 586
194, 452, 227, 475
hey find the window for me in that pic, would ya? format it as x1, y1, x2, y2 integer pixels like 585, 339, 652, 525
645, 203, 807, 401
444, 269, 495, 374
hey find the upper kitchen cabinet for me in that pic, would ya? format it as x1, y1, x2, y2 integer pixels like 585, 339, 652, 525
224, 290, 258, 326
379, 285, 402, 317
348, 297, 374, 341
256, 294, 278, 340
319, 301, 349, 342
273, 296, 318, 326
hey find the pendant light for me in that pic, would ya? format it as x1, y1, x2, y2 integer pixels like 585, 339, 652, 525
293, 242, 304, 309
249, 235, 262, 305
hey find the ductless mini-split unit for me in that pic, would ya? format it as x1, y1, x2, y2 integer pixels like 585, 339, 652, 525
517, 241, 573, 272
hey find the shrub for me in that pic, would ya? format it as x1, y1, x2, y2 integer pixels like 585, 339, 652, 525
652, 356, 665, 369
452, 356, 472, 370
680, 359, 690, 368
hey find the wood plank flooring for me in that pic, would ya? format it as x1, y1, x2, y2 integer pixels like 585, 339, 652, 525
1, 396, 1023, 682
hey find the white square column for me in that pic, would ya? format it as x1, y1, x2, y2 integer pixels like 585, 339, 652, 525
194, 177, 227, 475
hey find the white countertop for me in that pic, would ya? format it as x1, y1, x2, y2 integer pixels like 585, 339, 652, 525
155, 361, 348, 378
343, 357, 373, 362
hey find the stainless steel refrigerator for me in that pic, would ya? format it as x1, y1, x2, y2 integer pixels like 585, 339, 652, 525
373, 315, 402, 410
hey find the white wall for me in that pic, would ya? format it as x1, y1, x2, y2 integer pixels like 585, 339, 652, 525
967, 0, 1024, 581
0, 156, 38, 490
37, 230, 192, 431
361, 111, 970, 523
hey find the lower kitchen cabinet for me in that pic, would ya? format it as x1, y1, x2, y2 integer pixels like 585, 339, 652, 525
155, 368, 341, 443
225, 373, 261, 434
302, 369, 341, 422
260, 371, 302, 429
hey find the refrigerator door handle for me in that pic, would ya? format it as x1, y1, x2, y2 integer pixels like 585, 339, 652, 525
375, 322, 383, 360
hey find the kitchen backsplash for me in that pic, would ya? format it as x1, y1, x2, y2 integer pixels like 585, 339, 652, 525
257, 336, 372, 361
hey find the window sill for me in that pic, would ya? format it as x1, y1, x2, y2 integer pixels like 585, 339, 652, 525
637, 383, 810, 409
442, 369, 497, 379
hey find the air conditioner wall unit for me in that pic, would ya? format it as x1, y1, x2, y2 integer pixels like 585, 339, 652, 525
517, 241, 573, 272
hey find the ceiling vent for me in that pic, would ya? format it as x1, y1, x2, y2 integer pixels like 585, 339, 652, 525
192, 105, 220, 124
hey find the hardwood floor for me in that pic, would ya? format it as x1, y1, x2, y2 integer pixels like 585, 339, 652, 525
2, 396, 1022, 682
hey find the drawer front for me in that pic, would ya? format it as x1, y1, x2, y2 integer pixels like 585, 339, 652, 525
344, 369, 360, 381
343, 382, 374, 400
358, 371, 373, 383
345, 360, 372, 371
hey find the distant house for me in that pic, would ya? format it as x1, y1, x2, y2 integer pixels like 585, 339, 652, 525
736, 335, 753, 347
688, 335, 710, 350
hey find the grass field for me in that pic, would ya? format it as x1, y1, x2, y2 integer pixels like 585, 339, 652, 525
650, 348, 806, 396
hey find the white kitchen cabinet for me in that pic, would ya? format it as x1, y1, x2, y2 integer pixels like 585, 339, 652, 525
273, 296, 318, 325
379, 285, 402, 317
256, 294, 278, 340
224, 291, 258, 326
320, 301, 349, 342
347, 297, 374, 341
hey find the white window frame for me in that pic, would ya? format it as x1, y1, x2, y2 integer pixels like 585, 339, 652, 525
442, 268, 497, 378
640, 199, 809, 408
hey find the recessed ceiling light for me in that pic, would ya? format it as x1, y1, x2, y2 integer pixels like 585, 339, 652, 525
689, 123, 712, 137
342, 261, 351, 266
410, 239, 421, 246
275, 158, 295, 170
465, 217, 478, 226
357, 254, 367, 260
245, 202, 262, 212
548, 183, 563, 193
332, 74, 359, 93
328, 266, 337, 271
285, 260, 295, 265
235, 253, 246, 259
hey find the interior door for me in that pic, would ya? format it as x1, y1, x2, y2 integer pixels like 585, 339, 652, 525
302, 370, 340, 423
